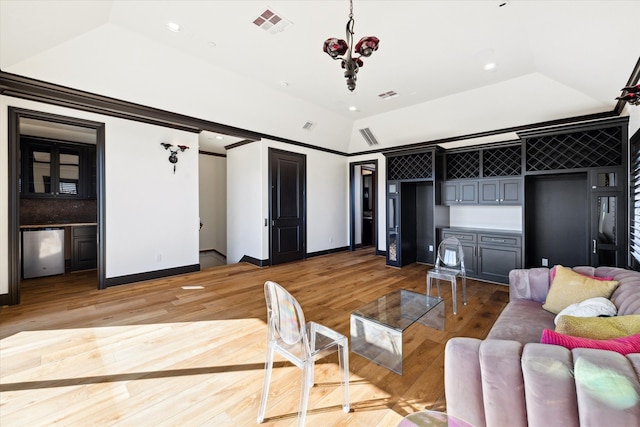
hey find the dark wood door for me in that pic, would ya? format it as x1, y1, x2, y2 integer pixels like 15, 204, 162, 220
269, 149, 306, 265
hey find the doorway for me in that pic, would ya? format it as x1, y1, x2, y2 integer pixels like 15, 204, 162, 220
525, 173, 589, 268
269, 148, 306, 265
7, 108, 105, 305
349, 160, 378, 252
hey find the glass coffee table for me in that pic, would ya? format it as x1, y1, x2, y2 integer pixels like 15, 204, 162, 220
350, 289, 444, 374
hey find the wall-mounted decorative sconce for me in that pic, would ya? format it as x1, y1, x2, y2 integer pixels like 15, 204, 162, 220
161, 142, 190, 173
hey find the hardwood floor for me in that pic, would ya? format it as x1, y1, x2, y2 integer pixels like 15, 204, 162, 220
0, 249, 509, 426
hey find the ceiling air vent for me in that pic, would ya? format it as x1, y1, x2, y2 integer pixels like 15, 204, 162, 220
359, 128, 379, 146
253, 9, 292, 34
378, 90, 399, 100
302, 121, 315, 131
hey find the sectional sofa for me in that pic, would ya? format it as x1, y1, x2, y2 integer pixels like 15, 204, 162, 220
444, 265, 640, 427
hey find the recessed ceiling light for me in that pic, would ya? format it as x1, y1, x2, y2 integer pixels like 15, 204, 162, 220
167, 22, 182, 33
349, 106, 359, 111
215, 136, 223, 140
483, 62, 498, 71
279, 81, 289, 88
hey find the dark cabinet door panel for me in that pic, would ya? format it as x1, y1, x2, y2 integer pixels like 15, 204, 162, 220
478, 245, 521, 283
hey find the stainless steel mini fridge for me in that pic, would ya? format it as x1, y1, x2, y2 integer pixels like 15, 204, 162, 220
22, 228, 65, 279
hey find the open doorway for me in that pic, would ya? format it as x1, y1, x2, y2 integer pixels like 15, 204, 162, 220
7, 108, 105, 305
349, 160, 378, 252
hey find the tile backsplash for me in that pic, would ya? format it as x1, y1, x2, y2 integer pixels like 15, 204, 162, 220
20, 198, 97, 225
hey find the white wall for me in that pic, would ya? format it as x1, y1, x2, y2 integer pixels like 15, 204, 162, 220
449, 206, 523, 232
226, 141, 264, 264
0, 95, 200, 295
226, 139, 348, 264
198, 153, 226, 255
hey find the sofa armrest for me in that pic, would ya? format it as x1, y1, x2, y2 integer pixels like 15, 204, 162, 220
445, 338, 528, 427
509, 267, 552, 303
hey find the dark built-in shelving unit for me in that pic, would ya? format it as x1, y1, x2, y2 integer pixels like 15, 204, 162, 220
385, 116, 629, 282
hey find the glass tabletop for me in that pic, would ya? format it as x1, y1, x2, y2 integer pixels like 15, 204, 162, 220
352, 290, 443, 332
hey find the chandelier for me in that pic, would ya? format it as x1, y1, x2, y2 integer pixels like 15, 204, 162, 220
616, 84, 640, 106
323, 0, 379, 92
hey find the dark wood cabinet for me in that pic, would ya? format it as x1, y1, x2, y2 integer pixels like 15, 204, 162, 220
440, 228, 522, 284
589, 168, 626, 267
71, 225, 97, 271
479, 178, 523, 205
442, 180, 478, 205
441, 229, 477, 276
477, 233, 522, 283
21, 136, 96, 199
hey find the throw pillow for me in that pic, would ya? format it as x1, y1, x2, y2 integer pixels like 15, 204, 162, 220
550, 265, 614, 282
553, 297, 617, 325
555, 314, 640, 339
540, 329, 640, 356
542, 265, 619, 314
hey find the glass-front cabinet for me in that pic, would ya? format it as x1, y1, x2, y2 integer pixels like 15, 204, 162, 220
590, 168, 626, 267
386, 181, 400, 266
21, 137, 95, 199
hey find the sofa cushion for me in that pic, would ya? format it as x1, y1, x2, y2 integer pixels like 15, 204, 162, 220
541, 330, 640, 355
555, 314, 640, 339
542, 265, 619, 314
487, 299, 555, 344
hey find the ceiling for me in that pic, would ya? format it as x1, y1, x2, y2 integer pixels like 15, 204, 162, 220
1, 0, 639, 154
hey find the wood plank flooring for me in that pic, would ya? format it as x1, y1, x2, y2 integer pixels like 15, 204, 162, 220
0, 249, 509, 426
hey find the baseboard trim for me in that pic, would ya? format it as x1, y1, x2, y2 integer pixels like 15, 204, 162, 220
307, 246, 349, 258
240, 255, 269, 267
0, 293, 11, 307
104, 264, 200, 287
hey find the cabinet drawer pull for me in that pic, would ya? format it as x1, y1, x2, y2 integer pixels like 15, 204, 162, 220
490, 238, 506, 243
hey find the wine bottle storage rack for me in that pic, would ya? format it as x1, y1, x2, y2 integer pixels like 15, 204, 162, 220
387, 151, 433, 180
525, 126, 622, 172
446, 151, 480, 180
483, 145, 522, 177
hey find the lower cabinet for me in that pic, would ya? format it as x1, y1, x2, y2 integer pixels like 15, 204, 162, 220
440, 228, 522, 284
72, 225, 97, 271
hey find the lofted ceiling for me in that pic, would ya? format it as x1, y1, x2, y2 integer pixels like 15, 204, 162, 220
1, 0, 639, 154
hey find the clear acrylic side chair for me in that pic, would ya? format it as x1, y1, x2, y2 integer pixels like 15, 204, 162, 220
257, 281, 350, 426
426, 237, 467, 314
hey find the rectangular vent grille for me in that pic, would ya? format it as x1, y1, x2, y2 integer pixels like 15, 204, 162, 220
302, 121, 315, 130
378, 90, 399, 100
359, 128, 379, 146
483, 146, 522, 177
525, 126, 622, 172
388, 152, 433, 180
253, 9, 292, 34
446, 151, 480, 179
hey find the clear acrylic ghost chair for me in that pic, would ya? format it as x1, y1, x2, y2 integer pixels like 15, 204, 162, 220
427, 237, 467, 314
257, 281, 350, 426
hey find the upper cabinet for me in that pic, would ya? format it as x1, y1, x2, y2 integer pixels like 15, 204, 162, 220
440, 144, 523, 206
442, 180, 478, 205
479, 178, 523, 205
21, 136, 96, 199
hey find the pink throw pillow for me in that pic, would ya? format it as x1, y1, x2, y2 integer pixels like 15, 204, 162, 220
541, 329, 640, 355
550, 265, 614, 282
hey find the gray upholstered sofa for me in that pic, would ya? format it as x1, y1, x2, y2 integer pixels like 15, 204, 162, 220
444, 266, 640, 427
